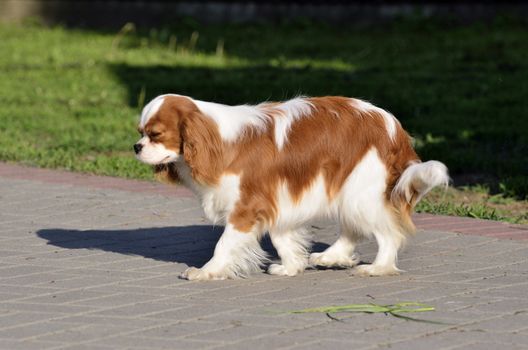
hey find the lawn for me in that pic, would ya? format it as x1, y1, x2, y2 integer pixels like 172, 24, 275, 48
1, 18, 527, 223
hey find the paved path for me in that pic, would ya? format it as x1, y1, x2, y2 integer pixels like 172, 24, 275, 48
1, 163, 527, 350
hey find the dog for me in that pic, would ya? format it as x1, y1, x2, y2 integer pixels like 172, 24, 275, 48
134, 94, 449, 280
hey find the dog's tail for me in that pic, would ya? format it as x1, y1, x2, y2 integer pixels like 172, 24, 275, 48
392, 161, 450, 206
391, 160, 450, 234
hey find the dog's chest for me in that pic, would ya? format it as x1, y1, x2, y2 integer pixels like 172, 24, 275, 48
199, 174, 241, 224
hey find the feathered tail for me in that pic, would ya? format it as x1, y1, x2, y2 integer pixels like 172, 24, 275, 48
391, 160, 450, 234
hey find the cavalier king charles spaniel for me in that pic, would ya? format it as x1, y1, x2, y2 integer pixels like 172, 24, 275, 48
134, 94, 448, 280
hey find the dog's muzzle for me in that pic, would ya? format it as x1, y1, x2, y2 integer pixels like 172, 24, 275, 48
133, 143, 143, 154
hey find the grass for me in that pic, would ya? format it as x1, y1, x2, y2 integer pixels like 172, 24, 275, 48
416, 186, 528, 224
1, 17, 527, 222
290, 302, 446, 324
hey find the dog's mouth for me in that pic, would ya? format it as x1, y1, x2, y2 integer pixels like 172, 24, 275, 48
135, 154, 175, 166
161, 154, 181, 164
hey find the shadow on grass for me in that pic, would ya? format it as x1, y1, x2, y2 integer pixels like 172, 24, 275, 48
109, 63, 363, 107
36, 226, 330, 268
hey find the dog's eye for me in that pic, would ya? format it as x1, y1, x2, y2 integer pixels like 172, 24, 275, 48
149, 131, 162, 139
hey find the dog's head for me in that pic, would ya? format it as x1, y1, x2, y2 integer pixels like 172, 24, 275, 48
134, 94, 224, 185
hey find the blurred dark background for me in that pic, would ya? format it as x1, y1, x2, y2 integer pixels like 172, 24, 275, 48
2, 1, 527, 29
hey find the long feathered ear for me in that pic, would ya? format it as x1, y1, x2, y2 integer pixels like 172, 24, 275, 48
181, 111, 224, 186
153, 163, 180, 184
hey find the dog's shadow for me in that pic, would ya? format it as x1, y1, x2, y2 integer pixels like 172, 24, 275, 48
36, 226, 330, 268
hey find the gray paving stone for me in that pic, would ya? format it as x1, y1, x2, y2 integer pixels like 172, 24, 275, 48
136, 321, 228, 339
0, 284, 62, 297
91, 300, 188, 318
35, 323, 135, 343
185, 324, 281, 343
143, 304, 239, 321
213, 334, 314, 350
0, 312, 59, 328
0, 301, 96, 315
93, 335, 213, 349
1, 273, 82, 287
464, 313, 528, 332
441, 330, 528, 348
291, 339, 371, 350
86, 285, 197, 297
58, 344, 115, 350
53, 315, 169, 328
0, 339, 65, 350
1, 174, 528, 349
200, 310, 319, 328
453, 343, 527, 350
0, 321, 79, 340
16, 290, 111, 305
380, 334, 476, 350
70, 293, 162, 308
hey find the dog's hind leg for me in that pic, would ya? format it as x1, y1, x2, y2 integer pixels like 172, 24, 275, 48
353, 209, 406, 276
309, 224, 360, 269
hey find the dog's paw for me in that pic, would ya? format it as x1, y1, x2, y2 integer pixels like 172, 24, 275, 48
353, 264, 401, 277
180, 267, 229, 281
267, 263, 303, 276
309, 252, 359, 268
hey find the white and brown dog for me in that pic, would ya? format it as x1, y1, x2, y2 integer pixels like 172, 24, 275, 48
134, 94, 448, 280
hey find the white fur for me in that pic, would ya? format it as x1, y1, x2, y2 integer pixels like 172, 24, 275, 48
171, 165, 269, 280
309, 232, 359, 268
194, 97, 314, 149
273, 174, 338, 232
137, 96, 181, 164
181, 148, 407, 279
193, 100, 268, 142
141, 94, 314, 149
135, 136, 179, 165
270, 148, 404, 276
180, 224, 268, 280
200, 174, 241, 224
140, 94, 170, 127
268, 228, 311, 276
352, 98, 398, 141
172, 163, 241, 225
392, 160, 450, 204
336, 148, 405, 275
141, 94, 268, 143
337, 148, 389, 233
269, 97, 314, 150
137, 95, 448, 280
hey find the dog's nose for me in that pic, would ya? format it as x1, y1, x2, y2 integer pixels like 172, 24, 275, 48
133, 143, 143, 154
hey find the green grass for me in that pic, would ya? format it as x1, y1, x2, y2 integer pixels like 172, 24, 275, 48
415, 186, 528, 224
290, 302, 446, 324
1, 18, 527, 220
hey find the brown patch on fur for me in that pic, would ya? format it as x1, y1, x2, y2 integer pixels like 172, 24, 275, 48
154, 163, 180, 184
146, 95, 421, 234
226, 97, 420, 233
383, 124, 421, 235
144, 96, 224, 186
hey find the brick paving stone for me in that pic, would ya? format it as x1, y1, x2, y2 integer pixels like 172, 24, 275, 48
292, 339, 372, 350
92, 335, 213, 349
1, 163, 528, 349
215, 334, 316, 350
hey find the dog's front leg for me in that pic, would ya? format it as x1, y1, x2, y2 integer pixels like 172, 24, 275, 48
180, 224, 267, 281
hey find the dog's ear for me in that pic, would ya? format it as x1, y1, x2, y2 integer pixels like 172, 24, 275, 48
153, 163, 180, 184
181, 111, 224, 185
